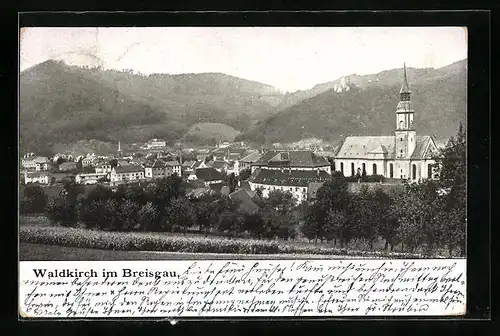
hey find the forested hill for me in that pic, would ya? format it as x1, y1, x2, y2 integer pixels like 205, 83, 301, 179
238, 60, 467, 144
19, 60, 284, 155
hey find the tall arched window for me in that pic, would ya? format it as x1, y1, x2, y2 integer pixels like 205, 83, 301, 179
389, 163, 394, 178
362, 163, 366, 174
399, 120, 404, 129
351, 162, 355, 176
412, 164, 417, 180
428, 164, 433, 179
340, 162, 344, 175
372, 163, 377, 175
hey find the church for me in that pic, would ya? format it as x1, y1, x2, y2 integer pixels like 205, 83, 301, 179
334, 64, 439, 181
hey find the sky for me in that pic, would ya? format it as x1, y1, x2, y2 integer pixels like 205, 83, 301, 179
20, 27, 467, 93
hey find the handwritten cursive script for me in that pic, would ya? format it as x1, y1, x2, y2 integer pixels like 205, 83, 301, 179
19, 259, 466, 318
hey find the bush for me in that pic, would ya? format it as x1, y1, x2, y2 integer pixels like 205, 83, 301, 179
19, 226, 433, 258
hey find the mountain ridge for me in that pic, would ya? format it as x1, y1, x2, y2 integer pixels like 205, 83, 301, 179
19, 58, 467, 155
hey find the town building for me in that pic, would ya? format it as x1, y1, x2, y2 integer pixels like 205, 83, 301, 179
164, 160, 182, 177
248, 169, 331, 203
21, 156, 51, 171
110, 166, 145, 185
81, 154, 98, 167
145, 138, 167, 149
24, 171, 52, 185
75, 172, 107, 185
334, 64, 439, 181
239, 151, 263, 172
144, 159, 174, 180
95, 162, 113, 174
193, 167, 224, 186
251, 150, 332, 175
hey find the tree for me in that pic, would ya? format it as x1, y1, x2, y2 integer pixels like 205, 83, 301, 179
242, 212, 266, 239
193, 195, 218, 236
46, 194, 78, 227
20, 185, 47, 214
373, 188, 399, 252
137, 202, 159, 231
116, 199, 141, 231
217, 210, 243, 238
433, 123, 466, 256
304, 177, 350, 243
164, 197, 197, 234
264, 190, 297, 214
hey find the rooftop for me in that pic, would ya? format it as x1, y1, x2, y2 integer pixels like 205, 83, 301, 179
249, 168, 331, 187
253, 150, 330, 168
195, 167, 224, 181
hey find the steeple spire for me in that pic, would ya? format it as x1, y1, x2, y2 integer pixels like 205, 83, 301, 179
400, 63, 411, 95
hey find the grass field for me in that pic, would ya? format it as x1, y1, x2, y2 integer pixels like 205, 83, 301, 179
19, 242, 355, 261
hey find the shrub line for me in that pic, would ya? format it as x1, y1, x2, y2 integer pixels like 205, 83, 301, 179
20, 226, 442, 259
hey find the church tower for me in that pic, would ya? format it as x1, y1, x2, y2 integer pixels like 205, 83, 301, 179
394, 63, 416, 159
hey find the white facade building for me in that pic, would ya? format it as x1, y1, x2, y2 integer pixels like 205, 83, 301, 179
24, 171, 52, 185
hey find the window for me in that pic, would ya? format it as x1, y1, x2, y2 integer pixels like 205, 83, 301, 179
362, 163, 366, 174
351, 162, 355, 176
340, 162, 344, 174
400, 138, 403, 142
428, 164, 433, 179
412, 164, 417, 180
389, 163, 394, 178
372, 163, 377, 175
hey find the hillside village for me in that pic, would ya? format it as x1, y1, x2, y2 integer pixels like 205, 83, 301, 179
20, 65, 452, 212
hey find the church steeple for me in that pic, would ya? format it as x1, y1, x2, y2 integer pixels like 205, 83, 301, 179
399, 62, 411, 97
395, 62, 416, 159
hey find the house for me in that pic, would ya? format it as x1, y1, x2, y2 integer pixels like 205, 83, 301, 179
248, 169, 331, 204
24, 171, 52, 185
75, 172, 107, 185
239, 151, 262, 172
186, 187, 215, 199
226, 161, 240, 176
334, 64, 439, 181
164, 160, 182, 177
22, 156, 51, 171
251, 150, 331, 175
212, 149, 227, 161
196, 154, 208, 162
95, 162, 113, 174
82, 155, 97, 167
194, 167, 224, 186
58, 161, 77, 172
210, 161, 229, 174
229, 188, 259, 214
227, 148, 248, 161
144, 159, 174, 180
110, 166, 145, 185
145, 138, 167, 149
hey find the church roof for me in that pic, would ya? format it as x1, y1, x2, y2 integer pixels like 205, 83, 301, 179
336, 135, 435, 160
410, 136, 436, 159
336, 136, 396, 159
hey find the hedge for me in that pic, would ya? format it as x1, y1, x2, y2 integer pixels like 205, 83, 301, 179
19, 226, 438, 259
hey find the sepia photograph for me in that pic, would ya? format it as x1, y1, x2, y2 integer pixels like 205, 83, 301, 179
18, 26, 467, 262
